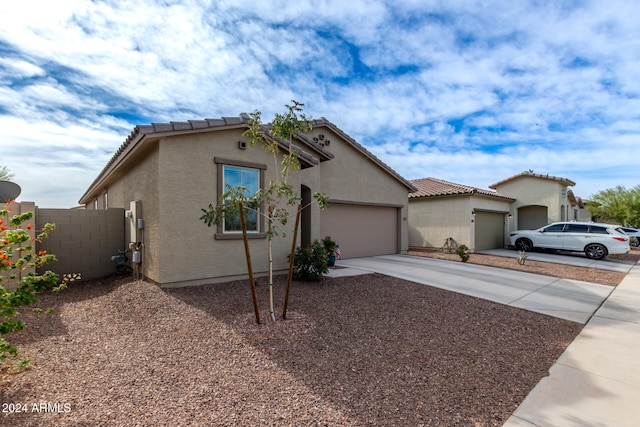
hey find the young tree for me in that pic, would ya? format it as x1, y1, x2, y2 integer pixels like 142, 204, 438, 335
201, 101, 328, 322
588, 184, 640, 227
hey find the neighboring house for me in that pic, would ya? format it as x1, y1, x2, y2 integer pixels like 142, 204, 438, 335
408, 171, 581, 252
489, 171, 577, 229
567, 189, 592, 222
408, 178, 515, 251
79, 115, 416, 287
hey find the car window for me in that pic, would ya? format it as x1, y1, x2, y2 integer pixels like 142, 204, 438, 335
565, 224, 589, 233
589, 226, 610, 234
543, 224, 565, 232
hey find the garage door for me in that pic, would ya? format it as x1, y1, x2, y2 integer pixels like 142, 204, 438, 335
320, 204, 398, 259
474, 211, 505, 251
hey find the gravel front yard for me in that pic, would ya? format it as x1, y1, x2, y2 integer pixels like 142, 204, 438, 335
1, 269, 582, 426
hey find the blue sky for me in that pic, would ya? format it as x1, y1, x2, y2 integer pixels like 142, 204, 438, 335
1, 0, 639, 207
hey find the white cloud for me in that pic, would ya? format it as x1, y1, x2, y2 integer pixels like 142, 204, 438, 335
0, 0, 638, 207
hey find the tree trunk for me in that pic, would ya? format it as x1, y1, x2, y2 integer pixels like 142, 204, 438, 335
267, 206, 276, 321
282, 205, 301, 319
239, 202, 261, 324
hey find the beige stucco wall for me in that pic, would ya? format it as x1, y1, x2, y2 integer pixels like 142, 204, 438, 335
155, 129, 302, 286
95, 143, 161, 283
306, 127, 411, 253
408, 195, 512, 250
493, 177, 572, 231
409, 196, 473, 249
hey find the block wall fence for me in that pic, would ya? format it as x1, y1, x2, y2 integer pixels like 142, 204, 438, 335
32, 205, 125, 282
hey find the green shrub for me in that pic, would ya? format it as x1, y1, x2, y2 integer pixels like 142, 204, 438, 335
321, 236, 337, 256
456, 244, 470, 262
1, 204, 63, 361
517, 250, 527, 265
293, 240, 328, 281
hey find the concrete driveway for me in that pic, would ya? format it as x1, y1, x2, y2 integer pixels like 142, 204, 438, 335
330, 254, 615, 324
479, 248, 636, 273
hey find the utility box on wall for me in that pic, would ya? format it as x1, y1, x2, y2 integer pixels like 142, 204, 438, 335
128, 200, 143, 246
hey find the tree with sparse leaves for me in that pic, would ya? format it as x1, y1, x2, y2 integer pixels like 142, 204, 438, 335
588, 185, 640, 227
0, 166, 14, 182
201, 101, 328, 323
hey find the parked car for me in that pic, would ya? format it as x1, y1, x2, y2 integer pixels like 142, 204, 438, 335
509, 221, 630, 260
618, 227, 640, 247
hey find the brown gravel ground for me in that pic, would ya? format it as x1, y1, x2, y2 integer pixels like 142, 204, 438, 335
0, 262, 591, 427
407, 247, 640, 287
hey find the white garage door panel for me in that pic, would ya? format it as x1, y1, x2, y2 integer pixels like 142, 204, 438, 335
320, 204, 398, 259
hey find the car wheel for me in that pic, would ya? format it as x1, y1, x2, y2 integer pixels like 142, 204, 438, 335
585, 244, 607, 260
515, 238, 533, 251
631, 239, 639, 247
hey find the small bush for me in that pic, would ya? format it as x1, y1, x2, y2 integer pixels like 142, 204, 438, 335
517, 250, 527, 265
456, 245, 470, 262
293, 240, 328, 281
321, 236, 337, 256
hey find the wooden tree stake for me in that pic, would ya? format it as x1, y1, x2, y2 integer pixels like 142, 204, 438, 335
239, 202, 261, 324
282, 205, 301, 319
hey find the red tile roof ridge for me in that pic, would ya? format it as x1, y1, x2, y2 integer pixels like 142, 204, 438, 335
409, 177, 514, 200
489, 170, 575, 188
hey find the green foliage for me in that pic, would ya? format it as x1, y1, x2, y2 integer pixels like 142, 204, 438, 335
321, 236, 337, 256
517, 250, 527, 265
588, 185, 640, 227
0, 203, 63, 360
456, 244, 470, 262
293, 240, 328, 281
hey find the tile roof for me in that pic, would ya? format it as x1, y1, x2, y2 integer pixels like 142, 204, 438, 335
567, 189, 585, 208
489, 170, 575, 189
80, 114, 416, 204
408, 177, 515, 200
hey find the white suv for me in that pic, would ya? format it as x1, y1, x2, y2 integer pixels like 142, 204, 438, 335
509, 221, 630, 260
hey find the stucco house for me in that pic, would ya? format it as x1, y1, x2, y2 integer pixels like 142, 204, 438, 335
408, 177, 515, 251
408, 171, 582, 252
79, 115, 416, 287
489, 171, 578, 229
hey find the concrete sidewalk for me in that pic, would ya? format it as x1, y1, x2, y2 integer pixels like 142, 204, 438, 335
329, 254, 614, 324
504, 262, 640, 427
